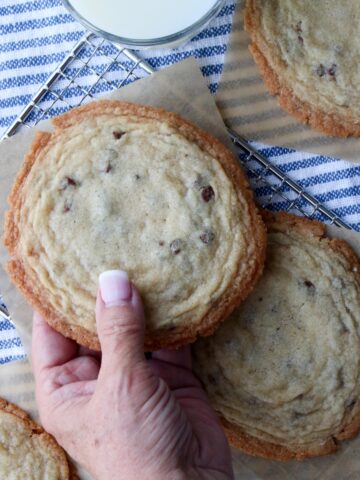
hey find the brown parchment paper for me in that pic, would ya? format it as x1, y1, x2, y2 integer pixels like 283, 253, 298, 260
0, 57, 234, 480
216, 0, 360, 163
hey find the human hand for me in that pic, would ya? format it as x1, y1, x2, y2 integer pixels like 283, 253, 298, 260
32, 270, 234, 480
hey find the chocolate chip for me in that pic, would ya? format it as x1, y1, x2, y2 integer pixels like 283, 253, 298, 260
316, 63, 337, 79
158, 241, 165, 247
66, 177, 77, 186
201, 185, 215, 202
63, 201, 72, 213
113, 130, 125, 140
295, 20, 302, 33
60, 177, 79, 190
328, 63, 337, 77
258, 297, 263, 302
200, 229, 215, 245
303, 280, 315, 297
170, 239, 182, 255
100, 149, 117, 174
293, 22, 303, 45
134, 174, 141, 180
316, 64, 326, 77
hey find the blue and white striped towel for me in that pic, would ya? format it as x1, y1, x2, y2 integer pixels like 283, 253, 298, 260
0, 0, 359, 363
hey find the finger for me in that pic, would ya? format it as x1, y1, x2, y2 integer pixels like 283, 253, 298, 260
50, 356, 100, 387
38, 356, 100, 401
54, 380, 97, 401
96, 270, 145, 379
32, 312, 78, 377
78, 346, 102, 361
152, 346, 192, 370
148, 358, 200, 391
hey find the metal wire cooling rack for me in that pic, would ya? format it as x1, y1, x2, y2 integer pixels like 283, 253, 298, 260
2, 32, 350, 229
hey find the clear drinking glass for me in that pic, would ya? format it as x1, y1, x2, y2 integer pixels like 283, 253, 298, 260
62, 0, 226, 48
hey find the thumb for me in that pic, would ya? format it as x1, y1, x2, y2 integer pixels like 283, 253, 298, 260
96, 270, 145, 378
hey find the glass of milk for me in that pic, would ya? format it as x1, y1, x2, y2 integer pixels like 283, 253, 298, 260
62, 0, 226, 48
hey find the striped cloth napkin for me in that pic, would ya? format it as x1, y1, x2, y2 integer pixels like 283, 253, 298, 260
0, 0, 359, 363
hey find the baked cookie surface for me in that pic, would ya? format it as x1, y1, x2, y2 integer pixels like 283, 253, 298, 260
245, 0, 360, 137
0, 398, 70, 479
193, 212, 360, 460
4, 101, 266, 350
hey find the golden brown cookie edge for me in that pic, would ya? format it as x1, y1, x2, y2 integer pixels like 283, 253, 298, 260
221, 416, 337, 461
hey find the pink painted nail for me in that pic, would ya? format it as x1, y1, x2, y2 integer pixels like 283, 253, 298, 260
99, 270, 132, 306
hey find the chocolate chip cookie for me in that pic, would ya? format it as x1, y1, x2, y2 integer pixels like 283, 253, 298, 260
4, 100, 266, 350
193, 212, 360, 460
245, 0, 360, 136
0, 398, 71, 479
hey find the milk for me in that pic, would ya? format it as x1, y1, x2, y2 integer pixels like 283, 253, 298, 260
67, 0, 219, 40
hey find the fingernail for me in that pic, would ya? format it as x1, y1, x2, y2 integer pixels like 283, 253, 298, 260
99, 270, 132, 306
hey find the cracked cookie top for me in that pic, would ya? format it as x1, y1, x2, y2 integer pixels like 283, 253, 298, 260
4, 100, 266, 350
193, 212, 360, 459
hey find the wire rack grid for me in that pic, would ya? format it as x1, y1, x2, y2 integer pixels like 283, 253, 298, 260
2, 32, 350, 230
